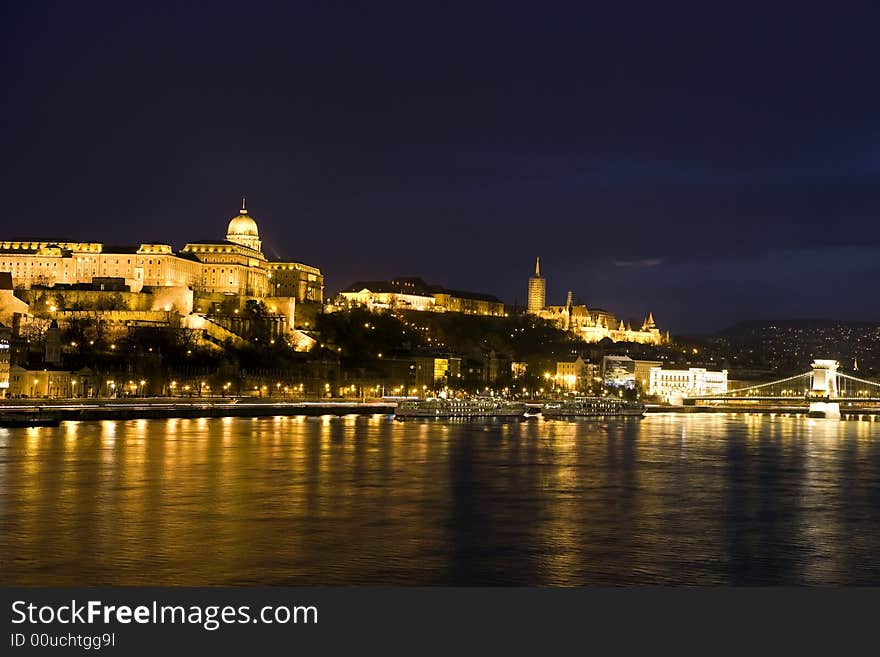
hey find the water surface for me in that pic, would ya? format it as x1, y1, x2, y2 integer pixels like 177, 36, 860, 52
2, 413, 879, 585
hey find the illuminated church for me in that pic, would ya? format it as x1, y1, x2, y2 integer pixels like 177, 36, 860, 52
527, 258, 666, 345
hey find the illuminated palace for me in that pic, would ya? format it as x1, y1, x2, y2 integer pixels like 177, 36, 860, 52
528, 258, 667, 345
0, 199, 323, 303
336, 277, 506, 316
0, 200, 323, 357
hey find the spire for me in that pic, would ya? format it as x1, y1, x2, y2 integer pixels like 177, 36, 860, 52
534, 257, 541, 277
854, 357, 859, 372
240, 194, 247, 214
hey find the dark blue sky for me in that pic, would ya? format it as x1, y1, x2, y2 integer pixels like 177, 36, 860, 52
3, 1, 880, 333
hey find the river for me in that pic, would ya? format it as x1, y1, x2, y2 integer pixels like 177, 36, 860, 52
2, 413, 879, 585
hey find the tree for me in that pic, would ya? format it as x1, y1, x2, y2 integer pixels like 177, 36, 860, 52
94, 293, 126, 311
20, 317, 52, 345
62, 317, 94, 355
243, 300, 272, 344
175, 327, 202, 351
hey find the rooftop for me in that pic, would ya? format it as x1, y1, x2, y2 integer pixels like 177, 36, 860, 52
340, 277, 502, 303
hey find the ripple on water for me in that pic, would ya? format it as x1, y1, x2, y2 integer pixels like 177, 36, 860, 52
1, 413, 880, 585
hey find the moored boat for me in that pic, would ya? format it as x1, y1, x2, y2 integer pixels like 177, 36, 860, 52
541, 397, 645, 418
0, 413, 62, 428
394, 397, 527, 419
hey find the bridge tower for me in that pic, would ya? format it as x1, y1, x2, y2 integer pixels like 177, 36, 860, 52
809, 359, 840, 418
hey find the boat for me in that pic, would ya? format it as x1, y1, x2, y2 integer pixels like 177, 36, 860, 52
541, 397, 646, 418
394, 397, 527, 419
0, 413, 62, 428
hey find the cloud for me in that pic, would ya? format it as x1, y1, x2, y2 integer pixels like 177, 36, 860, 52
613, 258, 664, 268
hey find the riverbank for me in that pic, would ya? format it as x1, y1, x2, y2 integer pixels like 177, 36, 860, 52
644, 404, 880, 418
4, 398, 880, 423
0, 399, 395, 422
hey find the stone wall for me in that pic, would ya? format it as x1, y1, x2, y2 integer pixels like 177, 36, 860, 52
19, 286, 192, 314
0, 290, 29, 326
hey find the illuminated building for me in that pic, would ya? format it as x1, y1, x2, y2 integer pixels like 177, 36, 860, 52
530, 260, 665, 344
7, 366, 96, 399
603, 355, 636, 388
0, 272, 28, 326
381, 355, 462, 390
0, 323, 10, 392
0, 239, 201, 292
527, 257, 546, 313
0, 198, 323, 304
336, 277, 505, 316
265, 262, 323, 302
633, 359, 663, 390
555, 356, 596, 390
648, 367, 728, 403
180, 209, 271, 298
181, 198, 322, 302
412, 356, 461, 387
8, 365, 72, 398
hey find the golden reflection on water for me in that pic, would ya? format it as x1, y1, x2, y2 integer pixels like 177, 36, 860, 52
2, 413, 880, 585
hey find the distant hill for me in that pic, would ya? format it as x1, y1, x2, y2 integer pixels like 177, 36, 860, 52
716, 319, 880, 337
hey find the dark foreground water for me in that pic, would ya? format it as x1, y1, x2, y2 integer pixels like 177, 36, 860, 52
2, 413, 880, 585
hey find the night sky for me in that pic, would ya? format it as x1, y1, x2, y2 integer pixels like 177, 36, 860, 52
4, 2, 880, 333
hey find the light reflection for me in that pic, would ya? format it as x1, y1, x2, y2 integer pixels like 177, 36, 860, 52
102, 421, 117, 446
1, 414, 880, 586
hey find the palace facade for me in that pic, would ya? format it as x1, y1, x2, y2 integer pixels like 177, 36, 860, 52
0, 200, 323, 303
336, 277, 506, 317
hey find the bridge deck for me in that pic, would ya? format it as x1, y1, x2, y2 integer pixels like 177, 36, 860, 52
689, 396, 880, 403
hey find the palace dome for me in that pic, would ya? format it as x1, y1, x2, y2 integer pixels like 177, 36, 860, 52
224, 197, 263, 253
227, 211, 259, 238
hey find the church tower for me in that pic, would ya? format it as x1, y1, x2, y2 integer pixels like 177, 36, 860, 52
527, 257, 546, 313
44, 320, 62, 365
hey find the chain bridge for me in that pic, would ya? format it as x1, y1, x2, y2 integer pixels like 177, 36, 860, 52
685, 360, 880, 418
